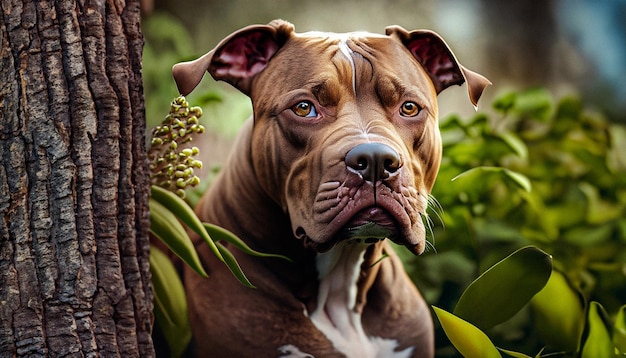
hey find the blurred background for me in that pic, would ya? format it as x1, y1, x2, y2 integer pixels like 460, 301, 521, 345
142, 1, 626, 356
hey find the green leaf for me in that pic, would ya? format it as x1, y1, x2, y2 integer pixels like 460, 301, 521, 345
149, 197, 208, 278
614, 305, 626, 355
215, 242, 255, 288
512, 88, 552, 121
581, 302, 615, 358
454, 246, 552, 330
203, 223, 292, 262
492, 91, 517, 114
495, 131, 528, 159
452, 166, 531, 193
502, 169, 532, 193
531, 270, 585, 352
151, 185, 224, 263
563, 224, 613, 247
579, 182, 624, 225
150, 246, 191, 358
432, 306, 501, 358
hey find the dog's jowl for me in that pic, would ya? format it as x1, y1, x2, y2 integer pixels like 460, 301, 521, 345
173, 19, 490, 358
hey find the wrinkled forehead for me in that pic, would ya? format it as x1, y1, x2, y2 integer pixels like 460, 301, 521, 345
250, 29, 437, 116
296, 30, 391, 60
297, 31, 381, 93
256, 30, 429, 93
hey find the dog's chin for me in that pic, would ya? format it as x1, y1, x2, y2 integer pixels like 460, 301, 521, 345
298, 207, 423, 254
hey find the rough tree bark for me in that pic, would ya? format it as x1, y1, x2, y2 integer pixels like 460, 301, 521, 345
0, 0, 153, 356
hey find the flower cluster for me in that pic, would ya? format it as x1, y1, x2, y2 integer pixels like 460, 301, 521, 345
149, 96, 205, 198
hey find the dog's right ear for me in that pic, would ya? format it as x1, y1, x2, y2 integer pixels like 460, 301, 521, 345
172, 19, 294, 96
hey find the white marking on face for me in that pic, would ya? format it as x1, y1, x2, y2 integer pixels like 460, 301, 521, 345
309, 242, 414, 358
337, 38, 357, 95
300, 31, 387, 96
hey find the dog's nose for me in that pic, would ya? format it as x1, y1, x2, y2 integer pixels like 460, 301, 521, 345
345, 143, 401, 182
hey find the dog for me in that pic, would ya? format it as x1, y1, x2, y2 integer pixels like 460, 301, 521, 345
172, 19, 490, 357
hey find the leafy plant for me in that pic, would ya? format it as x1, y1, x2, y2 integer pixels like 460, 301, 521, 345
147, 96, 289, 357
401, 89, 626, 356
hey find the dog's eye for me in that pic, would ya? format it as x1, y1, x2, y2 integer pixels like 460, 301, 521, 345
400, 101, 421, 117
292, 101, 317, 118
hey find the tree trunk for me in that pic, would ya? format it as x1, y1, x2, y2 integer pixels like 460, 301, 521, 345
0, 0, 153, 356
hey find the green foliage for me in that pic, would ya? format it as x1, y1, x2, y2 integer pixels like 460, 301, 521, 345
582, 302, 614, 358
453, 246, 552, 331
142, 12, 195, 129
403, 89, 626, 356
149, 195, 207, 278
531, 270, 585, 352
203, 223, 293, 262
433, 306, 502, 358
150, 246, 191, 358
615, 306, 626, 354
147, 96, 290, 356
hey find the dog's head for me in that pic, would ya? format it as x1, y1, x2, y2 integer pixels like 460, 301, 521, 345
174, 19, 490, 255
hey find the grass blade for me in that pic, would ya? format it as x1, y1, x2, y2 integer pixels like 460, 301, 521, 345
149, 197, 207, 278
204, 223, 292, 262
151, 185, 224, 263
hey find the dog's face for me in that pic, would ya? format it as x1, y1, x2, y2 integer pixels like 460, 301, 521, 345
250, 33, 442, 255
173, 20, 490, 255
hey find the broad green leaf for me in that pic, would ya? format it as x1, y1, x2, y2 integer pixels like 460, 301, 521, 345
151, 185, 224, 263
614, 305, 626, 354
454, 246, 552, 330
432, 306, 501, 358
452, 166, 531, 193
531, 270, 585, 352
581, 302, 614, 358
204, 223, 292, 262
149, 197, 208, 278
151, 246, 191, 358
216, 242, 255, 288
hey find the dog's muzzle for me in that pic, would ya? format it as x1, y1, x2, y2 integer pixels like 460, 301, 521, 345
296, 142, 424, 253
341, 143, 402, 244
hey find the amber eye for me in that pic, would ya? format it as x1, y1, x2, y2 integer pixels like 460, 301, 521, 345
292, 101, 317, 118
400, 101, 421, 117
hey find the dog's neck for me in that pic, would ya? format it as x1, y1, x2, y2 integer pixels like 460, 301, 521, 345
200, 121, 287, 240
197, 119, 318, 290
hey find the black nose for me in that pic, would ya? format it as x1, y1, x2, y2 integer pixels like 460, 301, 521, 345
345, 143, 401, 182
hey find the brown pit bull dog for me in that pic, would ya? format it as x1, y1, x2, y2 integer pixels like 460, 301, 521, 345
172, 19, 490, 357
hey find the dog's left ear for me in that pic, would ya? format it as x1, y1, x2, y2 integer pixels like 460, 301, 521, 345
173, 19, 294, 96
386, 26, 491, 107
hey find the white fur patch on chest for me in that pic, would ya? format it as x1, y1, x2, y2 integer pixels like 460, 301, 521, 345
309, 242, 414, 358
